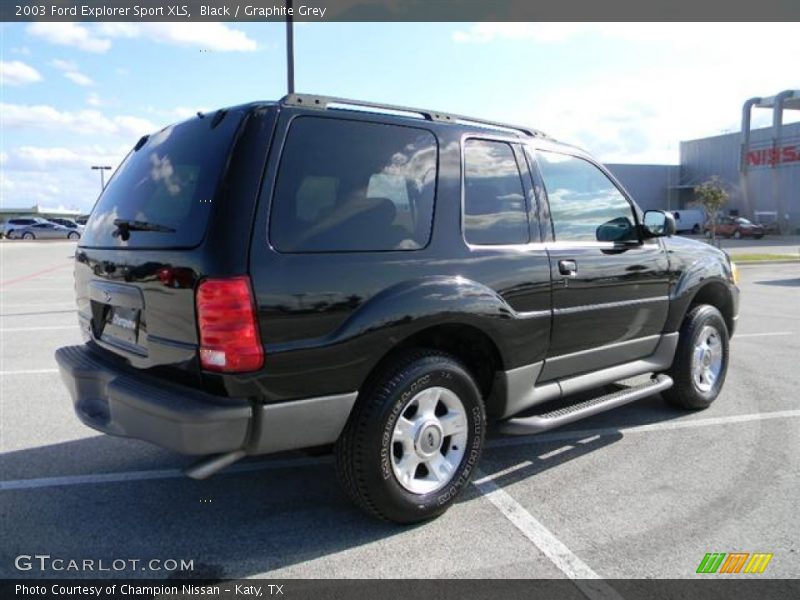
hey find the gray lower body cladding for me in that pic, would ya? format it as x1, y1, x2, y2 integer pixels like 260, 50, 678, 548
492, 333, 679, 419
55, 344, 356, 457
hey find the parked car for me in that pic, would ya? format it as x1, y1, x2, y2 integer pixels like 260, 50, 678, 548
705, 216, 765, 239
9, 221, 80, 240
672, 209, 705, 234
2, 217, 47, 238
56, 94, 739, 523
48, 217, 85, 233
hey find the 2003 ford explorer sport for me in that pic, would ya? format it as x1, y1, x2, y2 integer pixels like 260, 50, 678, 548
56, 94, 739, 523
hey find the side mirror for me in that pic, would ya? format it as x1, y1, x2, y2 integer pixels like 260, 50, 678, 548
642, 210, 676, 237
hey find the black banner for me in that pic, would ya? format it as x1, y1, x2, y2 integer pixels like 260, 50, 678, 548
3, 579, 800, 600
2, 0, 800, 22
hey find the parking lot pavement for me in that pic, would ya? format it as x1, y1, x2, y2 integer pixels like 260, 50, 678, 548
1, 243, 798, 581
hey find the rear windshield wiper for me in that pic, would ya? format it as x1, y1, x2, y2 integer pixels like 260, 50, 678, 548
113, 219, 176, 241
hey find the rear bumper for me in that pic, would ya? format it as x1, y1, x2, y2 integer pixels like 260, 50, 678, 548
56, 345, 252, 455
55, 344, 358, 458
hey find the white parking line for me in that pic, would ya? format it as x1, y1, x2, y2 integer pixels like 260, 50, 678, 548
734, 332, 794, 338
486, 409, 800, 449
0, 456, 332, 491
0, 326, 78, 332
473, 471, 623, 600
0, 368, 59, 375
1, 410, 797, 492
0, 303, 75, 308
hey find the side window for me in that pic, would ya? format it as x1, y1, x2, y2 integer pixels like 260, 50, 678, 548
270, 117, 437, 252
536, 151, 638, 243
463, 139, 529, 245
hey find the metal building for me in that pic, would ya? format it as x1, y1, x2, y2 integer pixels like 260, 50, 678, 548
607, 91, 800, 234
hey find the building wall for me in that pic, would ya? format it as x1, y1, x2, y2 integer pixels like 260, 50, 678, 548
680, 122, 800, 231
605, 163, 681, 211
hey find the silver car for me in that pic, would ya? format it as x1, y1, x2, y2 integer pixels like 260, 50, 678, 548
8, 221, 81, 240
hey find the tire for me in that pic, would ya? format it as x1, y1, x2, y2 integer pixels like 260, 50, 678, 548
22, 232, 35, 240
662, 305, 729, 410
68, 232, 80, 240
733, 229, 742, 239
754, 235, 764, 240
335, 349, 485, 523
692, 224, 700, 234
6, 230, 15, 240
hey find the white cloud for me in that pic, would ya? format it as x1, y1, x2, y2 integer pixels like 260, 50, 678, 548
0, 60, 42, 86
1, 145, 130, 210
87, 93, 103, 107
6, 145, 127, 171
27, 22, 257, 54
1, 103, 158, 139
50, 59, 94, 86
64, 71, 94, 86
28, 23, 111, 53
97, 23, 258, 51
455, 23, 800, 163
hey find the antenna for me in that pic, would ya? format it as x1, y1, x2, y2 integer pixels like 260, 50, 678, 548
285, 0, 295, 94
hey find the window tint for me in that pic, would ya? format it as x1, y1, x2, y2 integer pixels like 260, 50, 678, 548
463, 140, 529, 245
537, 151, 637, 243
271, 117, 436, 252
81, 112, 244, 248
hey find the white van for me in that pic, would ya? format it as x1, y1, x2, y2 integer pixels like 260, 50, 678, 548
672, 209, 706, 234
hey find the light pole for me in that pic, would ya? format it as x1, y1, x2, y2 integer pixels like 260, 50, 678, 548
286, 0, 295, 94
91, 165, 112, 190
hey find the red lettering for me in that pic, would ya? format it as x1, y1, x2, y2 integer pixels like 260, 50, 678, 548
782, 145, 799, 162
747, 150, 764, 166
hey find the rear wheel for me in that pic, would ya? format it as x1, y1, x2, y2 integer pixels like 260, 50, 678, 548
662, 305, 729, 410
335, 350, 485, 523
692, 224, 700, 234
68, 231, 80, 240
733, 229, 742, 239
22, 232, 35, 240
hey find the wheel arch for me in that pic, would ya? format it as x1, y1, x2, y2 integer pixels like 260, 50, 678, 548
685, 280, 736, 335
361, 322, 505, 412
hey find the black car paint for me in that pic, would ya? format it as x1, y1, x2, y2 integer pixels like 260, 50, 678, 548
71, 101, 738, 413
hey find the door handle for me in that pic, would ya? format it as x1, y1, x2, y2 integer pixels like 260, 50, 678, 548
558, 259, 577, 276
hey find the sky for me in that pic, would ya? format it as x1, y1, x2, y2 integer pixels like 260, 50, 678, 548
1, 21, 798, 212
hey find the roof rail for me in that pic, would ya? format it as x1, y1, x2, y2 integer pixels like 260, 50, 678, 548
280, 93, 550, 139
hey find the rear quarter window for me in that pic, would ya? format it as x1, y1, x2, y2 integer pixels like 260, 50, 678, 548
270, 117, 437, 253
81, 112, 244, 249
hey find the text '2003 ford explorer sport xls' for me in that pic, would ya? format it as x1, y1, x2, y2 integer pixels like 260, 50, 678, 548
56, 94, 739, 523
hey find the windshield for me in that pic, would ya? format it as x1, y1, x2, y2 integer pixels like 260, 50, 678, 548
81, 111, 243, 249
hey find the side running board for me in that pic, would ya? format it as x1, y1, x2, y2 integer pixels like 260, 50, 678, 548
497, 374, 673, 436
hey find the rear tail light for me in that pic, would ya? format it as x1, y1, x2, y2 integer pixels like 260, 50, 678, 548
195, 276, 264, 372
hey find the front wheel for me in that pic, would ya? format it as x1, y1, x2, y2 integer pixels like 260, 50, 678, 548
22, 232, 35, 240
733, 229, 742, 239
68, 231, 80, 240
335, 350, 485, 523
662, 305, 729, 410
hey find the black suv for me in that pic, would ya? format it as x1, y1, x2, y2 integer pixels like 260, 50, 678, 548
56, 94, 739, 523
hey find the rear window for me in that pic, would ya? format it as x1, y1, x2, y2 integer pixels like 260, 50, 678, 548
270, 117, 437, 253
81, 112, 243, 248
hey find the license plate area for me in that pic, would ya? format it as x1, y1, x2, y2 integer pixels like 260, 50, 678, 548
102, 306, 140, 345
88, 280, 147, 356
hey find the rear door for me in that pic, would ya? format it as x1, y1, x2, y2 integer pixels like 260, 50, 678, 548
531, 148, 670, 380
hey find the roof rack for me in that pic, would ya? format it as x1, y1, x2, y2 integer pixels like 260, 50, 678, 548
280, 93, 550, 139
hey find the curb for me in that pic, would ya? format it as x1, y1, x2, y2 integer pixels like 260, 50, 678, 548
734, 259, 800, 266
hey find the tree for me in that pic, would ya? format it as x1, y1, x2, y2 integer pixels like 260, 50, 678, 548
694, 176, 730, 242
